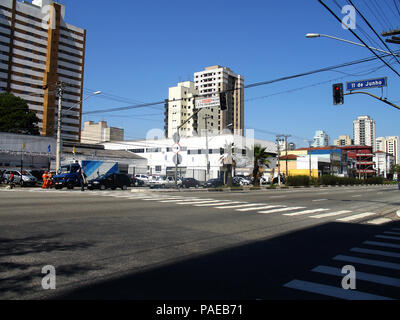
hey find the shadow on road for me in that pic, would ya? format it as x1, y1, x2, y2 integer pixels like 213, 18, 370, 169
0, 233, 98, 297
53, 220, 400, 300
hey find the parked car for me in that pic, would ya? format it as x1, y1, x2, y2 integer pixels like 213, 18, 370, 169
1, 170, 37, 187
87, 173, 131, 190
180, 178, 201, 189
135, 174, 150, 185
148, 176, 181, 189
202, 178, 224, 188
131, 176, 145, 187
233, 176, 252, 186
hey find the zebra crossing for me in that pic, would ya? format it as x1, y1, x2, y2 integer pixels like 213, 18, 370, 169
81, 190, 395, 225
283, 226, 400, 300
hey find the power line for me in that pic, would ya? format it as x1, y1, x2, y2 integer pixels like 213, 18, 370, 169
348, 0, 400, 67
318, 0, 400, 78
394, 0, 400, 18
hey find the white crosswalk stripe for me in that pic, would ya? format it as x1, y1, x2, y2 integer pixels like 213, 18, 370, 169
312, 265, 400, 288
310, 210, 352, 219
214, 203, 262, 209
333, 255, 400, 270
336, 212, 376, 222
194, 201, 240, 207
375, 235, 400, 241
367, 218, 393, 225
283, 208, 329, 216
236, 205, 284, 212
258, 207, 306, 214
283, 279, 393, 300
284, 228, 400, 300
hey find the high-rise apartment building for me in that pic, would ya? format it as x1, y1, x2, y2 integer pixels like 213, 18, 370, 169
376, 136, 399, 164
334, 135, 353, 146
165, 81, 198, 138
0, 0, 86, 142
194, 66, 244, 135
353, 115, 376, 151
312, 130, 330, 147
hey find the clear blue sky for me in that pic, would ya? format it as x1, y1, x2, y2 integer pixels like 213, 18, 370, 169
62, 0, 400, 146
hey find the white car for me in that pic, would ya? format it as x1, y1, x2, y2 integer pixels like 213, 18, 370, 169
135, 174, 150, 185
149, 176, 181, 189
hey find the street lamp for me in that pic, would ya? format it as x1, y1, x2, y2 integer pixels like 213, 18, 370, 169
306, 33, 400, 57
56, 88, 102, 172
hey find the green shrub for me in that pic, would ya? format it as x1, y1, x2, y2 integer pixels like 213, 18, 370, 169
286, 175, 311, 187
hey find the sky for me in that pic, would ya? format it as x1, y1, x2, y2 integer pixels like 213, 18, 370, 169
61, 0, 400, 147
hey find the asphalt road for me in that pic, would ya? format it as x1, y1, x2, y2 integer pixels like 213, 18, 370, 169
0, 185, 399, 300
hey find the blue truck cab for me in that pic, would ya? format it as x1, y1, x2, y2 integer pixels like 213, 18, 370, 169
53, 163, 82, 190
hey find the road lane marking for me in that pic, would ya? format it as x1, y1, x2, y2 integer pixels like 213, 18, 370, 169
215, 203, 263, 209
375, 235, 400, 241
310, 210, 352, 219
236, 205, 284, 212
158, 198, 203, 203
283, 279, 392, 300
312, 199, 328, 202
312, 265, 400, 288
283, 209, 330, 216
350, 247, 400, 258
336, 212, 376, 222
194, 201, 240, 207
333, 255, 400, 270
384, 231, 400, 236
363, 240, 400, 249
351, 195, 362, 198
269, 196, 286, 199
367, 218, 393, 225
258, 207, 306, 214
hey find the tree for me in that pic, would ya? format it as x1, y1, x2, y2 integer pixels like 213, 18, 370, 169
390, 164, 400, 181
249, 144, 271, 187
0, 92, 40, 135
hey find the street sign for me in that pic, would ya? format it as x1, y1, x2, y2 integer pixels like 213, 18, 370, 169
195, 96, 220, 109
173, 154, 182, 165
346, 77, 387, 91
173, 132, 180, 144
172, 143, 181, 154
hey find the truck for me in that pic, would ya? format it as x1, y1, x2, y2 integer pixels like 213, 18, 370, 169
52, 160, 119, 190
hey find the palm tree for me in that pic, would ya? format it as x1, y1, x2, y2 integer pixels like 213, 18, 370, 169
248, 144, 271, 187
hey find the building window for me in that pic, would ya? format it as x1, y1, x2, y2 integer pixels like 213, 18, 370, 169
155, 166, 161, 172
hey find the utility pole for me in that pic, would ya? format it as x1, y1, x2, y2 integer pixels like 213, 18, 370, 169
204, 115, 212, 181
277, 134, 291, 183
55, 81, 65, 173
306, 140, 313, 178
276, 136, 281, 186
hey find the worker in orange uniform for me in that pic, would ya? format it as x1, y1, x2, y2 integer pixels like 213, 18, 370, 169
42, 171, 48, 189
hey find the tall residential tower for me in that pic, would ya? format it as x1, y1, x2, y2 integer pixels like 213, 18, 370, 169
353, 115, 376, 151
194, 66, 244, 136
0, 0, 86, 142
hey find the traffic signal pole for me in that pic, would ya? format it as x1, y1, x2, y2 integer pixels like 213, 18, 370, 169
344, 91, 400, 110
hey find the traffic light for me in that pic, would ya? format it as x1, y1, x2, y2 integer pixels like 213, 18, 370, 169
220, 92, 227, 110
333, 83, 344, 105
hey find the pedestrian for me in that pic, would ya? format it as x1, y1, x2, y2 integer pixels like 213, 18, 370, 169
9, 172, 15, 189
79, 169, 86, 192
42, 171, 48, 189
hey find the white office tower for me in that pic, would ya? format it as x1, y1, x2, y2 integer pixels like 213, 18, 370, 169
353, 116, 376, 151
312, 130, 330, 147
0, 0, 86, 142
376, 136, 399, 164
